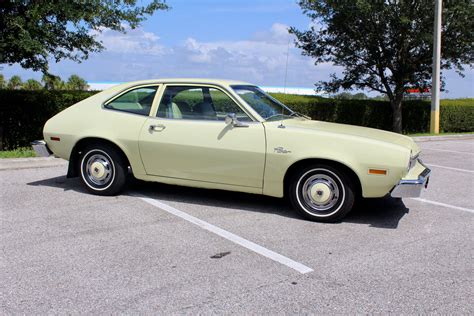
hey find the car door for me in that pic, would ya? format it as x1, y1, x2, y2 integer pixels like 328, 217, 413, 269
138, 84, 266, 188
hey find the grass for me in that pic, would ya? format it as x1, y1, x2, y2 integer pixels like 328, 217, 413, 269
408, 131, 474, 136
0, 147, 37, 158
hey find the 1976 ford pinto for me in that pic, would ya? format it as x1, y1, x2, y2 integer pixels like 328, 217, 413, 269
33, 78, 430, 222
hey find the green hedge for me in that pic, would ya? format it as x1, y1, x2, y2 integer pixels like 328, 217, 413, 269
271, 93, 474, 134
0, 89, 472, 150
0, 90, 95, 150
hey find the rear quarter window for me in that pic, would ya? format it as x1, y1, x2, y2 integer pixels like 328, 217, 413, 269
105, 86, 158, 116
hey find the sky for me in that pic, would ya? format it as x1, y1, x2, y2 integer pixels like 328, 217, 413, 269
2, 0, 473, 97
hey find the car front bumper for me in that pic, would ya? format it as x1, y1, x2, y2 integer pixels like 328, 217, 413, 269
31, 140, 53, 157
390, 161, 431, 198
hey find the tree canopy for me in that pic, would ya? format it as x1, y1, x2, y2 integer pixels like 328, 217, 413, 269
23, 79, 43, 90
42, 75, 65, 90
7, 75, 22, 90
290, 0, 474, 132
0, 74, 5, 89
66, 75, 89, 91
0, 73, 89, 91
0, 0, 168, 75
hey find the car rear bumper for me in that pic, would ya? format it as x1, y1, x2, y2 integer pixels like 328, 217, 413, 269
31, 140, 53, 157
390, 161, 431, 198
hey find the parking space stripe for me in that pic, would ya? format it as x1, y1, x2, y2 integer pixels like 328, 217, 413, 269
425, 163, 474, 173
137, 195, 314, 274
422, 148, 474, 155
412, 198, 474, 214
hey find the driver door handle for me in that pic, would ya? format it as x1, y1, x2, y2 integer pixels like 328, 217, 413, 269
149, 124, 166, 132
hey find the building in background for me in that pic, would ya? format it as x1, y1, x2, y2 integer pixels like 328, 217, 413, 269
404, 88, 431, 101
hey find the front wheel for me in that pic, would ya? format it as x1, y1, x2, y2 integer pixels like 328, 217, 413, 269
79, 144, 127, 196
288, 164, 355, 222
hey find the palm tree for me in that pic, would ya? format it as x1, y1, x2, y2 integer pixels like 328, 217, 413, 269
7, 75, 22, 90
66, 75, 89, 90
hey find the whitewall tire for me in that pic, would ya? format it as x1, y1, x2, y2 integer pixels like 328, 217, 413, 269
79, 144, 127, 196
289, 164, 355, 222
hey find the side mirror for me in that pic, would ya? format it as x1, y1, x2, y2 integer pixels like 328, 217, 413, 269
225, 113, 249, 128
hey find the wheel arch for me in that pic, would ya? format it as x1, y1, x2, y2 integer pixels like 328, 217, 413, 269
67, 137, 131, 178
283, 158, 362, 198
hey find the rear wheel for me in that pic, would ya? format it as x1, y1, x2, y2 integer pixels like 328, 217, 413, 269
79, 143, 127, 195
288, 164, 355, 222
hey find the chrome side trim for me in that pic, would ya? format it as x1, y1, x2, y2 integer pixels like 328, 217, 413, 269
31, 140, 53, 157
390, 161, 431, 198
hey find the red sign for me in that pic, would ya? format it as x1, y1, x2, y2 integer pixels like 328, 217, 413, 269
406, 88, 430, 94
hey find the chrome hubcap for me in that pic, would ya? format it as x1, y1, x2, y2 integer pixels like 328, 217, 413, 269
85, 154, 113, 186
302, 174, 340, 211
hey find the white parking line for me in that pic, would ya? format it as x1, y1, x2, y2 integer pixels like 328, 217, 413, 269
422, 148, 474, 155
425, 163, 474, 173
412, 198, 474, 214
137, 195, 314, 274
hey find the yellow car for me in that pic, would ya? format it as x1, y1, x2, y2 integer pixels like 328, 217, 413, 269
33, 78, 430, 222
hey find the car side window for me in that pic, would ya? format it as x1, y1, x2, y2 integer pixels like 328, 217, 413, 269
157, 86, 251, 121
209, 88, 252, 121
157, 86, 203, 119
105, 86, 158, 116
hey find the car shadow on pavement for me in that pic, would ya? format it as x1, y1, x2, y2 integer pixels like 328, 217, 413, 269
347, 197, 409, 229
28, 175, 409, 229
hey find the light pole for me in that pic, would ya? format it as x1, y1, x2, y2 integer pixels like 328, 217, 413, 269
430, 0, 442, 134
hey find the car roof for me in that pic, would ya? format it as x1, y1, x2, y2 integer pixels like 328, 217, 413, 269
116, 78, 254, 88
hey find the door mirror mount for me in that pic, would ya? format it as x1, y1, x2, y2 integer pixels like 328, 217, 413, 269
225, 113, 248, 127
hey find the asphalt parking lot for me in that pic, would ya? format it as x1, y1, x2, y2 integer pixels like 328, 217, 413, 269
1, 137, 473, 314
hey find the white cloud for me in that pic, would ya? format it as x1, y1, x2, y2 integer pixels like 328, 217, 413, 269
91, 26, 167, 56
3, 23, 339, 88
177, 23, 296, 71
77, 23, 338, 87
252, 22, 291, 44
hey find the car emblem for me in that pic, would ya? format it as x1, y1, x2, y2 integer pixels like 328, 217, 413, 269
274, 147, 291, 154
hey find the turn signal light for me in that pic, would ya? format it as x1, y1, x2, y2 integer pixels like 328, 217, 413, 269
50, 137, 60, 141
368, 169, 387, 175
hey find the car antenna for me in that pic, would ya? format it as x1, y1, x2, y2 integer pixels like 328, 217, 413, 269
279, 37, 291, 129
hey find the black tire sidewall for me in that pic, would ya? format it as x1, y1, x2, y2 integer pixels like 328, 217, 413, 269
289, 164, 355, 222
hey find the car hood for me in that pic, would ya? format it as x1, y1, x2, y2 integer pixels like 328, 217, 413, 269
281, 119, 419, 154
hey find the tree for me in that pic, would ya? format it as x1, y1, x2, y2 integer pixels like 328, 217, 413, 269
0, 1, 168, 75
372, 94, 389, 101
42, 75, 65, 90
7, 75, 22, 90
290, 0, 474, 132
66, 75, 89, 91
0, 74, 5, 89
353, 93, 368, 100
334, 92, 353, 100
23, 79, 43, 90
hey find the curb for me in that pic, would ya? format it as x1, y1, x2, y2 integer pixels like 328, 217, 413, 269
0, 157, 68, 171
412, 134, 474, 142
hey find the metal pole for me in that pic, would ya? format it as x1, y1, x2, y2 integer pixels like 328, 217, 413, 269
430, 0, 442, 134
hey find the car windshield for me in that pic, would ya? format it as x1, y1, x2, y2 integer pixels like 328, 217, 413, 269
231, 85, 299, 121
